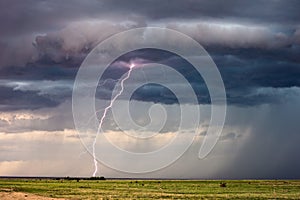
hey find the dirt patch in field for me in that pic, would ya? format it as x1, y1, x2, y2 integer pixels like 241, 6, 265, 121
0, 189, 66, 200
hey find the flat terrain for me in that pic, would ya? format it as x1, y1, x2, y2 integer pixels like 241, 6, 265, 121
0, 179, 300, 199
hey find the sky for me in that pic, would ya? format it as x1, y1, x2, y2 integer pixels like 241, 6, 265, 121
0, 0, 300, 179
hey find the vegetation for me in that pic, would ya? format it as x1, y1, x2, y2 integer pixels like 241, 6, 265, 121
1, 179, 300, 199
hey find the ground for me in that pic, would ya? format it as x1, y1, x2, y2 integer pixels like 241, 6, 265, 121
0, 179, 300, 199
0, 188, 65, 200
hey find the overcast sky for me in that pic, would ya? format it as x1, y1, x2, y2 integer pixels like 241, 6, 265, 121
0, 0, 300, 179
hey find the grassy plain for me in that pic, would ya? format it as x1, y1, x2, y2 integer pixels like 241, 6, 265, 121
1, 178, 300, 199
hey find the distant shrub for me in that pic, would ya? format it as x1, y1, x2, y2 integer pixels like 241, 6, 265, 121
220, 182, 227, 187
89, 176, 106, 180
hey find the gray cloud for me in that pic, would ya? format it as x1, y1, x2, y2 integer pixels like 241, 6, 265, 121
167, 22, 293, 49
220, 132, 238, 141
0, 86, 59, 111
0, 80, 73, 111
98, 0, 300, 25
1, 0, 300, 68
0, 101, 74, 133
2, 0, 298, 39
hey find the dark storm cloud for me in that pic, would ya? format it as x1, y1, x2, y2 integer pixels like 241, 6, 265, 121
161, 49, 299, 89
0, 79, 73, 111
101, 0, 300, 25
0, 45, 299, 110
0, 64, 77, 80
30, 20, 145, 67
92, 48, 300, 106
2, 0, 299, 38
20, 20, 299, 69
1, 0, 300, 66
0, 0, 107, 38
0, 86, 59, 111
0, 0, 299, 109
0, 0, 146, 67
2, 47, 297, 108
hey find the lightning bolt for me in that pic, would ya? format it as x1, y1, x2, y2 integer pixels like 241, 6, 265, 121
92, 63, 135, 177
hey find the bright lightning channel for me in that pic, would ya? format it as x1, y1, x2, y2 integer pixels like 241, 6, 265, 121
92, 63, 135, 177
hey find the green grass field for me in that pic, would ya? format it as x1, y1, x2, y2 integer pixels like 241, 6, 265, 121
1, 179, 300, 199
